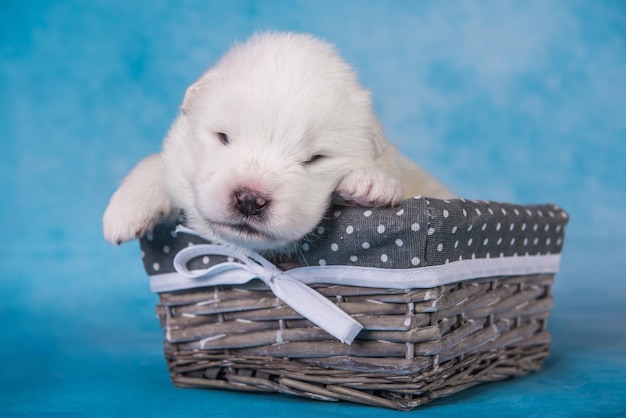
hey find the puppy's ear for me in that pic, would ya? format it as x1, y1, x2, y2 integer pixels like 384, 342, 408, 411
180, 70, 218, 115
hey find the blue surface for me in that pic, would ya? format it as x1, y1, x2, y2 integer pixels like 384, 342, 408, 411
1, 1, 625, 416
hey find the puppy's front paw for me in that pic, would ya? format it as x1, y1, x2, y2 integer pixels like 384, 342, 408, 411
103, 153, 172, 245
103, 192, 165, 245
337, 169, 403, 207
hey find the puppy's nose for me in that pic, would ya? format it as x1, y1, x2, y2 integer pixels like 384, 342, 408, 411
234, 189, 269, 217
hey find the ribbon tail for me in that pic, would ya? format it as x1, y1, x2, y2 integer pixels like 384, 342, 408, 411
269, 276, 363, 344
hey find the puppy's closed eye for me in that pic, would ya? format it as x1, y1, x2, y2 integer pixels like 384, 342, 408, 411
303, 154, 325, 165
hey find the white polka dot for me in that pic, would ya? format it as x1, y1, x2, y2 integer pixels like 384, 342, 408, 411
395, 239, 404, 247
318, 259, 326, 266
549, 211, 555, 218
514, 208, 520, 216
377, 224, 386, 234
482, 223, 487, 231
462, 209, 467, 217
510, 223, 515, 231
524, 238, 529, 246
317, 226, 325, 235
501, 208, 507, 215
496, 222, 502, 231
141, 250, 145, 258
187, 242, 194, 247
475, 208, 482, 216
452, 225, 458, 234
454, 240, 459, 248
538, 210, 544, 217
152, 262, 160, 271
362, 242, 370, 249
411, 223, 420, 232
533, 224, 539, 232
346, 225, 354, 234
510, 238, 516, 246
545, 224, 550, 231
380, 254, 388, 262
471, 253, 476, 259
522, 223, 527, 231
497, 237, 503, 245
227, 257, 234, 262
546, 238, 551, 245
533, 237, 539, 245
483, 238, 489, 246
526, 209, 533, 216
437, 243, 443, 252
331, 243, 339, 252
363, 210, 372, 217
302, 243, 310, 251
556, 225, 562, 232
170, 230, 177, 237
202, 256, 210, 264
557, 238, 562, 245
396, 208, 405, 216
333, 210, 342, 218
445, 259, 450, 264
468, 238, 473, 246
350, 255, 358, 262
467, 224, 473, 232
427, 227, 435, 235
146, 232, 154, 241
411, 257, 421, 266
486, 252, 491, 258
488, 208, 494, 215
443, 209, 449, 218
459, 255, 463, 261
163, 245, 170, 254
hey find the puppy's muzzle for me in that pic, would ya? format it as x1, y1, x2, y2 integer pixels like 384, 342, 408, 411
234, 189, 269, 217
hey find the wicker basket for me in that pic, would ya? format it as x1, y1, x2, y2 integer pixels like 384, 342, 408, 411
140, 197, 568, 410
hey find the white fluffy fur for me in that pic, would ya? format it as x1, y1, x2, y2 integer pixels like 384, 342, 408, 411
103, 32, 453, 252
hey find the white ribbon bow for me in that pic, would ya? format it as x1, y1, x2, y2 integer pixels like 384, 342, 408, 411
172, 243, 363, 345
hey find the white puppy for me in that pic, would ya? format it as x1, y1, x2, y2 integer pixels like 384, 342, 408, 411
103, 32, 453, 253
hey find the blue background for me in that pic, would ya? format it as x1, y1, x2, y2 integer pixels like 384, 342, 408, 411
1, 1, 625, 416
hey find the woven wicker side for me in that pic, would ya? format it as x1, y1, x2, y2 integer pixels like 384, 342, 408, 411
157, 273, 553, 410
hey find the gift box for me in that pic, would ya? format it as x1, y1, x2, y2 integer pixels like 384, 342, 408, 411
140, 196, 568, 410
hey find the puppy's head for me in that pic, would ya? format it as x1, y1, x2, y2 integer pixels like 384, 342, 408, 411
163, 32, 388, 252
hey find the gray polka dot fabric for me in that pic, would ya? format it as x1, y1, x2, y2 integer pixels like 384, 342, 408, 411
140, 197, 569, 276
297, 197, 428, 268
140, 225, 232, 276
297, 197, 568, 268
423, 198, 568, 266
